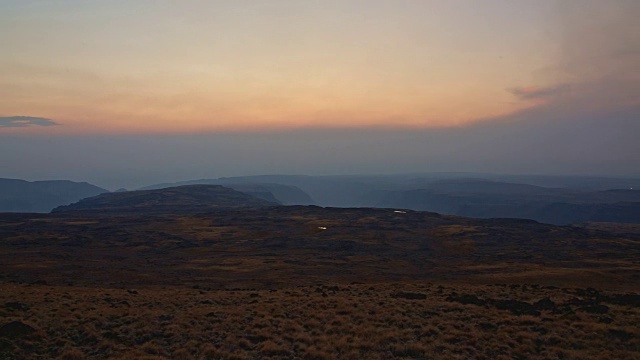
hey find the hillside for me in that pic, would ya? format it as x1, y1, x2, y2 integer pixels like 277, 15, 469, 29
141, 179, 315, 205
3, 206, 639, 289
52, 185, 279, 214
1, 206, 639, 358
0, 178, 107, 213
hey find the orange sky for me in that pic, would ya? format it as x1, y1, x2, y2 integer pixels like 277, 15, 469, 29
0, 1, 564, 134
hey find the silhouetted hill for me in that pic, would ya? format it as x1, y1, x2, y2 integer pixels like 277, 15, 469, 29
141, 179, 315, 205
491, 174, 640, 191
52, 185, 279, 214
138, 175, 640, 224
415, 179, 566, 196
0, 178, 107, 213
150, 175, 385, 207
139, 174, 639, 208
222, 184, 282, 204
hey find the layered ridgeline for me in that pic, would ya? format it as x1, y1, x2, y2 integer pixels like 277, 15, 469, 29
366, 180, 640, 225
7, 174, 639, 222
0, 178, 107, 213
143, 175, 640, 225
53, 185, 279, 214
140, 179, 315, 205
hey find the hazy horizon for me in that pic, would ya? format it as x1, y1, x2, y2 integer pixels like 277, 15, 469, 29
0, 133, 640, 191
2, 1, 638, 190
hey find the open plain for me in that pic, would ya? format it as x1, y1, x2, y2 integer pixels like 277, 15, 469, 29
1, 206, 639, 359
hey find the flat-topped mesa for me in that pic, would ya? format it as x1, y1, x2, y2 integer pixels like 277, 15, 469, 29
52, 184, 280, 214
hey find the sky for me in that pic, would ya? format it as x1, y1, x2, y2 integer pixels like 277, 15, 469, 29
1, 0, 638, 189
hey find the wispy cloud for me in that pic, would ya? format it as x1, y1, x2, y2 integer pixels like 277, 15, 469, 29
0, 116, 59, 128
508, 84, 571, 101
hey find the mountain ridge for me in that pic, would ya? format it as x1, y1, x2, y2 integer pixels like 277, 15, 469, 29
52, 184, 279, 214
140, 179, 315, 205
0, 178, 108, 213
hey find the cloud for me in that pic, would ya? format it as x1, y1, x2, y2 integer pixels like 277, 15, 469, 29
508, 84, 571, 101
507, 2, 639, 113
0, 116, 59, 128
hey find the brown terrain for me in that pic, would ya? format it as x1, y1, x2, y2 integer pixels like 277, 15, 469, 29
1, 188, 639, 359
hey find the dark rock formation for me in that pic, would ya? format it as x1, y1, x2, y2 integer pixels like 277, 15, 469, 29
0, 321, 36, 338
391, 292, 427, 300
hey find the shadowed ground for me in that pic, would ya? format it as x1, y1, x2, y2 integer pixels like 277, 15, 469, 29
0, 206, 638, 358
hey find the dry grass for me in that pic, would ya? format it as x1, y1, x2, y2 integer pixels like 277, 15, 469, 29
1, 282, 638, 359
0, 207, 639, 358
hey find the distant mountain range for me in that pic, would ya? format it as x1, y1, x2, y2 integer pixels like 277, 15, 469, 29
53, 185, 279, 214
0, 178, 314, 213
140, 179, 315, 205
364, 180, 640, 225
142, 175, 640, 225
3, 174, 639, 225
0, 178, 107, 213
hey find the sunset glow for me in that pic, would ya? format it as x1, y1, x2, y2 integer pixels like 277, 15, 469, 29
0, 0, 557, 134
1, 1, 638, 188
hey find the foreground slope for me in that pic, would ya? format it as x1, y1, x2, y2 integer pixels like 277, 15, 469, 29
52, 185, 279, 214
1, 206, 638, 359
2, 281, 638, 359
